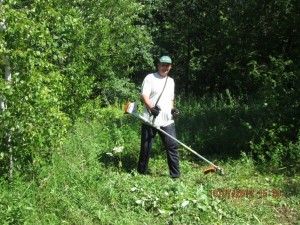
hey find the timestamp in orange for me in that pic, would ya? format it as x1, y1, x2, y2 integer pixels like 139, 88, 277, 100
210, 189, 282, 199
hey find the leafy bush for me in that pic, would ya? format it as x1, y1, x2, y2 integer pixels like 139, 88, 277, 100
175, 86, 299, 171
247, 57, 300, 170
0, 0, 153, 179
0, 72, 70, 178
96, 77, 141, 107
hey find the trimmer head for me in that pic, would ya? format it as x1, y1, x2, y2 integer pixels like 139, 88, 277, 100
204, 167, 217, 174
204, 167, 225, 175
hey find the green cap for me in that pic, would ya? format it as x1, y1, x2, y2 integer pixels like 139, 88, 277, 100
159, 55, 172, 64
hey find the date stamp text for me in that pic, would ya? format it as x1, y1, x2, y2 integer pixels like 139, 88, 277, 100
210, 189, 282, 199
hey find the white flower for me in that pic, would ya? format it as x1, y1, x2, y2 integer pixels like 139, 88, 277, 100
106, 152, 113, 157
158, 209, 165, 214
181, 200, 189, 208
131, 187, 138, 192
135, 200, 142, 204
113, 146, 124, 153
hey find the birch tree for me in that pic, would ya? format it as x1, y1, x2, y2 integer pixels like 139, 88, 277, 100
0, 0, 13, 178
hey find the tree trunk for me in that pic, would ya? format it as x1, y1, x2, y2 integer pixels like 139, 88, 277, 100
1, 0, 13, 178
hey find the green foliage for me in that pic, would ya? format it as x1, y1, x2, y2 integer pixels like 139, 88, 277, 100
99, 77, 141, 106
0, 108, 299, 224
246, 57, 300, 169
0, 71, 70, 176
175, 91, 299, 172
0, 0, 153, 177
75, 0, 153, 104
0, 3, 299, 224
176, 92, 250, 157
142, 0, 299, 96
138, 0, 300, 169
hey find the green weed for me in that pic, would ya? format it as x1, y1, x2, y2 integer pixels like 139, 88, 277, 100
0, 101, 299, 224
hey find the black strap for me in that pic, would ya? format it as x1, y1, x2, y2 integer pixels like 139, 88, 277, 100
147, 75, 168, 115
155, 76, 168, 107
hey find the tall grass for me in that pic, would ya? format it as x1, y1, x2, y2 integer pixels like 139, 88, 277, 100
176, 91, 251, 157
0, 98, 299, 224
176, 91, 300, 172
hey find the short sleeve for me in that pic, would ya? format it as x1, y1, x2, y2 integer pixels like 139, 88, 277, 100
141, 76, 151, 97
170, 79, 175, 100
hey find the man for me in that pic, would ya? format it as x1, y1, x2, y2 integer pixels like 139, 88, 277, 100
137, 55, 180, 178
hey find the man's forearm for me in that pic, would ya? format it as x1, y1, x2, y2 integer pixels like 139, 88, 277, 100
141, 94, 154, 109
142, 94, 175, 110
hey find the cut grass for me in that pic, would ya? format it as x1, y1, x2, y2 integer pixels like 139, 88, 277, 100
1, 142, 299, 224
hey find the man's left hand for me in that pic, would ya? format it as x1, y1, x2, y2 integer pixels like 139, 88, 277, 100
171, 108, 180, 118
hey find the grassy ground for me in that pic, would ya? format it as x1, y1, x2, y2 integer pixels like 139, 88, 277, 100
1, 106, 299, 225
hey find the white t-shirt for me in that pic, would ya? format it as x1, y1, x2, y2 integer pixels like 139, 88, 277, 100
141, 72, 175, 127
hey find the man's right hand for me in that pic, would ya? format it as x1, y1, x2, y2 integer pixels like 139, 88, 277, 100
150, 105, 161, 117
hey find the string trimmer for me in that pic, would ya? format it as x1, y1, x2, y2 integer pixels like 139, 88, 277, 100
124, 102, 224, 175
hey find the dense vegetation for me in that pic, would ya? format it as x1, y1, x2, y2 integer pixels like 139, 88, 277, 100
1, 0, 299, 224
1, 104, 299, 224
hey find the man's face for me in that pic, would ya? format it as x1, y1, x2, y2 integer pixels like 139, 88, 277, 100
158, 63, 172, 77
